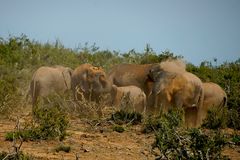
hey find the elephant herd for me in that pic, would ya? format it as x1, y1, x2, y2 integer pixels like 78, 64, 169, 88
29, 60, 227, 128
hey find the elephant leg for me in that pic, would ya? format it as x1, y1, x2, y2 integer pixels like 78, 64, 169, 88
196, 107, 204, 127
173, 94, 183, 108
153, 93, 158, 108
184, 107, 198, 128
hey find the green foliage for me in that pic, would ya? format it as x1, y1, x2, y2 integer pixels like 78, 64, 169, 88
143, 108, 183, 133
112, 125, 125, 133
188, 129, 227, 159
140, 49, 183, 64
227, 109, 240, 130
5, 129, 39, 141
231, 133, 240, 145
202, 107, 228, 129
34, 103, 69, 140
150, 109, 228, 159
5, 102, 69, 141
202, 106, 240, 131
0, 151, 34, 160
110, 110, 143, 125
0, 66, 21, 115
55, 144, 71, 153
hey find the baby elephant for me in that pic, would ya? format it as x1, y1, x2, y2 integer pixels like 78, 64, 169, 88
110, 85, 146, 114
29, 66, 73, 106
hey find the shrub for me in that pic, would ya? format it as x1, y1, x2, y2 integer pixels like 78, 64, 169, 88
5, 100, 69, 141
5, 129, 40, 141
0, 66, 20, 116
110, 110, 143, 125
143, 108, 183, 133
55, 144, 71, 153
153, 124, 228, 159
148, 108, 228, 159
188, 129, 227, 159
33, 102, 69, 140
227, 109, 240, 130
231, 133, 240, 145
112, 125, 125, 133
0, 151, 34, 160
202, 107, 228, 129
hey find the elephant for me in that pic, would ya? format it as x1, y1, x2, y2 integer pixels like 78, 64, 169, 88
108, 63, 156, 97
200, 82, 227, 122
71, 63, 111, 102
30, 65, 73, 107
147, 68, 204, 127
108, 59, 186, 98
110, 85, 146, 114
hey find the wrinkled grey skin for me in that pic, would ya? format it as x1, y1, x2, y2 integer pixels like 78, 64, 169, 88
148, 67, 204, 128
30, 66, 73, 107
71, 63, 112, 102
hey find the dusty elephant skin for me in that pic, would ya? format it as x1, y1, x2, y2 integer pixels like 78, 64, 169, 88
108, 60, 187, 100
71, 63, 111, 103
110, 85, 146, 114
184, 82, 227, 128
148, 69, 204, 128
201, 82, 227, 121
29, 66, 73, 106
108, 63, 157, 97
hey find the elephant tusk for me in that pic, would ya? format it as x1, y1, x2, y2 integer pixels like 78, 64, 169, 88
191, 104, 197, 107
80, 86, 86, 92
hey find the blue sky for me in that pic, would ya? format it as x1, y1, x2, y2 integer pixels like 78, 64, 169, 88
0, 0, 239, 65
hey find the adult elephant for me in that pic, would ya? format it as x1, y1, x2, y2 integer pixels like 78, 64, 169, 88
30, 65, 73, 107
148, 68, 204, 127
200, 82, 227, 122
71, 63, 111, 102
108, 63, 156, 97
108, 59, 186, 97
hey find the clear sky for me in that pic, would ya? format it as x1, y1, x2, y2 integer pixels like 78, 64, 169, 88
0, 0, 239, 65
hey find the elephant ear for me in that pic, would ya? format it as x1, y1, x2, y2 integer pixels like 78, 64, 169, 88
62, 70, 72, 89
111, 85, 118, 96
67, 67, 73, 77
153, 71, 177, 94
79, 71, 90, 92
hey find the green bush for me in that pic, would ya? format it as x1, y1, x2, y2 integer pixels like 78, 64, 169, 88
33, 102, 69, 140
110, 110, 143, 125
5, 101, 69, 141
202, 107, 228, 129
0, 66, 22, 116
188, 129, 227, 159
0, 151, 34, 160
55, 144, 71, 153
112, 125, 125, 133
151, 110, 228, 159
143, 108, 183, 133
227, 109, 240, 130
5, 129, 40, 141
231, 133, 240, 145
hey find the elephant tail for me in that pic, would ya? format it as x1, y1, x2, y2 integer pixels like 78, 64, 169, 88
220, 96, 227, 108
196, 86, 204, 110
30, 79, 39, 106
142, 93, 147, 114
61, 71, 70, 90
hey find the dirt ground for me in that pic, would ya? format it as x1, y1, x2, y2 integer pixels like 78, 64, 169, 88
0, 106, 240, 160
